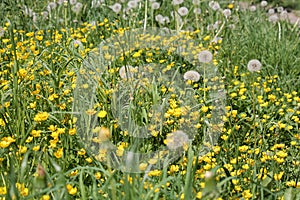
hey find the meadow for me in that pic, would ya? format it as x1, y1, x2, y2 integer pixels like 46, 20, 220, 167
0, 0, 299, 199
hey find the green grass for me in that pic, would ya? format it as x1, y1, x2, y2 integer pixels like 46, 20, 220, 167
0, 0, 300, 200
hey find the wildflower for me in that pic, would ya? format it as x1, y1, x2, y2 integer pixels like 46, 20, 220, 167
0, 136, 16, 148
109, 3, 122, 14
223, 9, 231, 18
97, 110, 107, 118
178, 7, 189, 16
247, 59, 262, 72
70, 0, 77, 5
72, 2, 83, 13
119, 65, 135, 79
274, 171, 284, 181
66, 184, 77, 195
0, 187, 7, 195
269, 14, 279, 23
165, 130, 189, 150
69, 127, 76, 135
127, 0, 138, 9
139, 163, 148, 171
209, 1, 220, 11
268, 9, 275, 14
148, 169, 162, 177
183, 70, 200, 82
34, 112, 50, 122
198, 50, 213, 63
192, 0, 200, 5
47, 2, 57, 12
249, 6, 256, 12
16, 183, 29, 197
54, 148, 63, 158
194, 8, 201, 14
242, 189, 253, 199
151, 2, 160, 10
172, 0, 184, 5
0, 27, 5, 37
261, 1, 268, 7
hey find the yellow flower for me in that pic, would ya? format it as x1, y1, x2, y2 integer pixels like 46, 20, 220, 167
148, 169, 161, 177
69, 127, 76, 135
0, 187, 7, 195
34, 112, 49, 122
31, 130, 42, 137
66, 184, 77, 195
32, 145, 40, 151
54, 148, 63, 159
274, 171, 284, 181
94, 172, 101, 180
97, 110, 107, 118
41, 194, 51, 200
196, 192, 202, 199
242, 189, 253, 200
0, 136, 16, 148
85, 157, 92, 163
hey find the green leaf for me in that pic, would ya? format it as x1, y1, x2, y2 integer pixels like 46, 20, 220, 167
262, 171, 273, 188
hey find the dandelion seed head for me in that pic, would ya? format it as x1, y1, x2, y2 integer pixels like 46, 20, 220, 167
268, 8, 275, 15
247, 59, 262, 72
192, 0, 200, 5
268, 14, 279, 23
209, 1, 220, 11
70, 0, 77, 5
249, 5, 257, 12
277, 7, 284, 13
223, 9, 231, 18
119, 65, 135, 79
172, 0, 184, 6
178, 7, 189, 16
110, 3, 122, 14
166, 130, 189, 150
47, 2, 57, 11
260, 1, 268, 7
183, 70, 201, 82
193, 8, 201, 14
198, 50, 213, 63
151, 2, 160, 10
128, 0, 138, 9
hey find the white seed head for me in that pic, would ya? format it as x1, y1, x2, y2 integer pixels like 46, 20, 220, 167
268, 8, 275, 15
261, 1, 268, 7
178, 7, 189, 16
172, 0, 184, 5
268, 14, 279, 23
119, 65, 135, 79
198, 50, 213, 63
247, 59, 262, 72
128, 0, 138, 9
151, 2, 160, 10
223, 9, 231, 18
184, 70, 201, 82
166, 130, 189, 150
249, 5, 257, 12
110, 3, 122, 14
